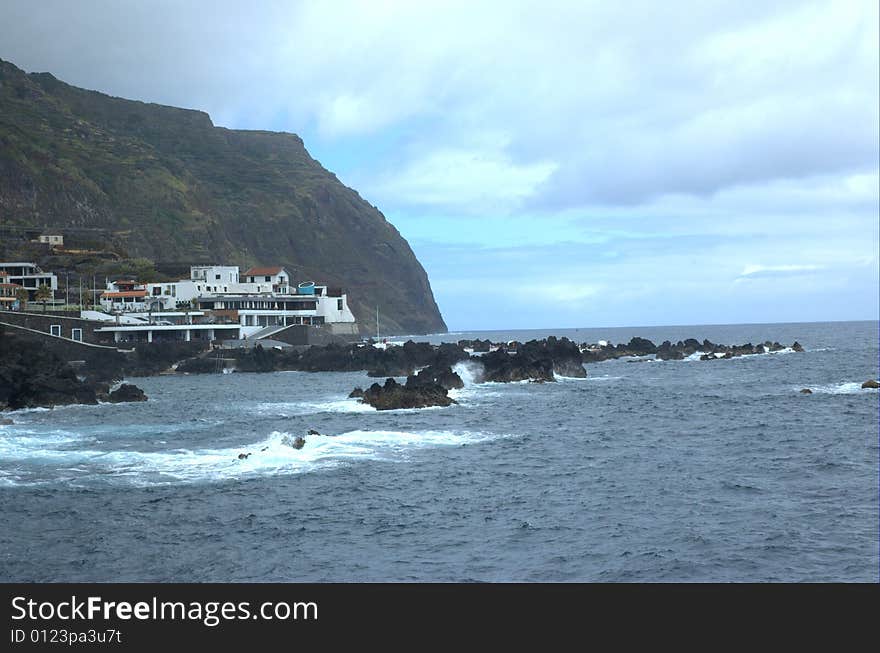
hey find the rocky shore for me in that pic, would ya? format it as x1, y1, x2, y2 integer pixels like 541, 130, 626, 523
0, 325, 149, 411
1, 323, 821, 411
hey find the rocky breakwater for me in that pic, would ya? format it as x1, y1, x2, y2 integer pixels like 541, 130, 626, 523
578, 337, 805, 362
354, 365, 463, 410
0, 326, 147, 410
478, 336, 585, 382
228, 340, 469, 377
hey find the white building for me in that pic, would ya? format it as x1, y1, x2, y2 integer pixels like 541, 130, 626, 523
196, 283, 356, 338
144, 279, 200, 310
37, 234, 64, 246
0, 262, 58, 301
242, 266, 291, 294
93, 264, 358, 342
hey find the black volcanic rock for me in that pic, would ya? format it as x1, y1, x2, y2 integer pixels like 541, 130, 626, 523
223, 340, 470, 377
360, 377, 456, 410
366, 345, 418, 377
107, 383, 148, 403
479, 347, 555, 383
0, 57, 445, 335
407, 365, 464, 391
470, 337, 586, 382
0, 327, 98, 410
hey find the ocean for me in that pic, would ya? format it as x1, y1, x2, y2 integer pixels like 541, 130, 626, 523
1, 320, 877, 582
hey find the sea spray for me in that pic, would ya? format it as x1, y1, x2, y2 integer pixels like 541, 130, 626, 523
0, 428, 503, 487
452, 360, 484, 386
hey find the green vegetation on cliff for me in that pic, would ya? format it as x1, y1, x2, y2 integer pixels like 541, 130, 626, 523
0, 58, 446, 334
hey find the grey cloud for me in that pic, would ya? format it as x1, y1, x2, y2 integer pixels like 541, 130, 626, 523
0, 0, 876, 214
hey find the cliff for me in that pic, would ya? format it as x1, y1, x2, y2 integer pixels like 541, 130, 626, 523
0, 58, 446, 334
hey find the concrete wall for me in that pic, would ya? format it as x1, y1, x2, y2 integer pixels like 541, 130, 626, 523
0, 322, 126, 368
269, 324, 361, 347
0, 311, 106, 344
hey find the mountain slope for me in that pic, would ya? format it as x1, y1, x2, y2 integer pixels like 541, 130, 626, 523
0, 58, 446, 335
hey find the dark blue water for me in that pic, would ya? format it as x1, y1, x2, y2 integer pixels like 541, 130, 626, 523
1, 321, 877, 581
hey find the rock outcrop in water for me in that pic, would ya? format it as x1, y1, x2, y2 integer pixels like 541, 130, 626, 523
478, 337, 585, 382
408, 365, 465, 391
230, 340, 469, 377
579, 337, 801, 363
862, 380, 879, 389
359, 376, 457, 410
106, 384, 148, 403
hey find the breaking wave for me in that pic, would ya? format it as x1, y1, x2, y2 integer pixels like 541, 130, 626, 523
255, 398, 375, 416
800, 382, 879, 395
453, 360, 483, 386
0, 428, 503, 487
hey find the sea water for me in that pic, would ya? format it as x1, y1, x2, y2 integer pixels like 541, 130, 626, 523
1, 320, 877, 581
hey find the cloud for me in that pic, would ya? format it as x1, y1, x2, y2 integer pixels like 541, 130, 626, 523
1, 0, 876, 215
365, 133, 558, 214
738, 264, 824, 279
1, 0, 877, 328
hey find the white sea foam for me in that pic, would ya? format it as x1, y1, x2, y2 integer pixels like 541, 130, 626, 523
802, 382, 878, 395
453, 360, 484, 386
0, 429, 91, 457
671, 347, 797, 362
0, 428, 504, 487
255, 398, 375, 416
557, 374, 620, 382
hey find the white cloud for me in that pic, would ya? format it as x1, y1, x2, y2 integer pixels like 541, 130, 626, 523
520, 282, 602, 303
2, 0, 876, 214
1, 0, 878, 327
739, 264, 823, 278
366, 134, 558, 214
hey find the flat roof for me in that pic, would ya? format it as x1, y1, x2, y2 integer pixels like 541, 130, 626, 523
95, 324, 241, 332
102, 291, 148, 298
199, 295, 319, 301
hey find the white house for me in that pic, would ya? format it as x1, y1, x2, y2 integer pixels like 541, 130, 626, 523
143, 279, 200, 310
242, 266, 292, 294
37, 234, 64, 246
99, 279, 150, 312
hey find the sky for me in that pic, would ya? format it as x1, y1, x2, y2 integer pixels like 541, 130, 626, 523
1, 0, 878, 330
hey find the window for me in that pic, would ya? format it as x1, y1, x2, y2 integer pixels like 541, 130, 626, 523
215, 274, 221, 280
337, 299, 343, 311
71, 328, 82, 342
50, 324, 61, 337
265, 276, 271, 282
